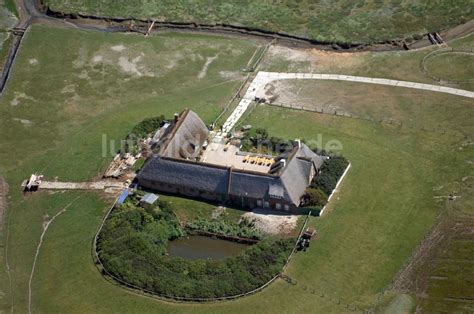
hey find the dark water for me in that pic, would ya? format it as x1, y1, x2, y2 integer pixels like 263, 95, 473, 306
167, 235, 249, 260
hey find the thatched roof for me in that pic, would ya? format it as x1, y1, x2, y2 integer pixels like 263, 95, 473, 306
156, 109, 209, 159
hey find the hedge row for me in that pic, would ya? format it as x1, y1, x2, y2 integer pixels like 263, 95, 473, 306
302, 155, 349, 208
311, 156, 349, 196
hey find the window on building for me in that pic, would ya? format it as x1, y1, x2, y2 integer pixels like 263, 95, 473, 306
257, 200, 263, 207
284, 204, 290, 211
275, 203, 282, 210
264, 201, 270, 208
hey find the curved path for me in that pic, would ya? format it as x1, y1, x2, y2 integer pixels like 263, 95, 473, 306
254, 72, 474, 99
220, 71, 474, 133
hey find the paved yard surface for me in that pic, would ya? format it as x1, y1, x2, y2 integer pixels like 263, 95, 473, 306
22, 180, 126, 191
202, 143, 272, 173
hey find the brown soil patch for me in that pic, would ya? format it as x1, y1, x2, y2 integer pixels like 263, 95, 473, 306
242, 209, 298, 235
264, 45, 367, 72
308, 49, 368, 69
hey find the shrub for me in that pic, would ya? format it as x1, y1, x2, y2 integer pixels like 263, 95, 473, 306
97, 196, 293, 299
122, 115, 166, 154
302, 188, 328, 207
241, 129, 296, 155
130, 115, 166, 138
311, 155, 349, 196
255, 127, 268, 139
186, 218, 262, 240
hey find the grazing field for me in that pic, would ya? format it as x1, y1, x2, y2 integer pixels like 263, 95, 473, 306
0, 24, 473, 313
43, 0, 473, 44
260, 79, 473, 134
0, 25, 258, 312
424, 52, 474, 82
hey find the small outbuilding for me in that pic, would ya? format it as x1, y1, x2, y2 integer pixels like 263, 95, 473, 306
115, 189, 129, 208
140, 193, 159, 207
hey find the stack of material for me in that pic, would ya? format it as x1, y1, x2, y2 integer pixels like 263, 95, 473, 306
104, 153, 138, 178
23, 174, 43, 191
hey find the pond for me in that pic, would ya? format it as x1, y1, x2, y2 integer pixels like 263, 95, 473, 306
167, 235, 249, 260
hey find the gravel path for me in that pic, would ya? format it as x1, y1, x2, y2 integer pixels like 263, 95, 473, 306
254, 72, 474, 99
218, 71, 474, 134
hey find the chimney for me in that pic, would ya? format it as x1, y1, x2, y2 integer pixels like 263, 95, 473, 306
174, 113, 179, 122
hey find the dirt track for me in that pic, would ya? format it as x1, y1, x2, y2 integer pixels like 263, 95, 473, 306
0, 176, 8, 232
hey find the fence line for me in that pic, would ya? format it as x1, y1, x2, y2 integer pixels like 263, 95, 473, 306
212, 39, 273, 128
420, 47, 474, 84
265, 101, 464, 137
212, 75, 250, 127
244, 38, 275, 73
92, 198, 312, 302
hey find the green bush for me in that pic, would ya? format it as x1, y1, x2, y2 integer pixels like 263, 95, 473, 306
241, 128, 296, 155
130, 115, 165, 138
122, 115, 165, 154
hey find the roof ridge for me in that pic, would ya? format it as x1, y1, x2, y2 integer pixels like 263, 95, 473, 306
160, 109, 190, 155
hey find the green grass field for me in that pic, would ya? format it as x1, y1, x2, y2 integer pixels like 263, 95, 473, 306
0, 24, 473, 312
425, 52, 474, 82
0, 25, 259, 312
43, 0, 473, 44
262, 79, 473, 134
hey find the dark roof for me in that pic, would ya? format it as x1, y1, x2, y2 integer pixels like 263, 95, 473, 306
139, 157, 230, 194
138, 139, 324, 207
297, 144, 325, 169
157, 109, 209, 159
229, 171, 279, 199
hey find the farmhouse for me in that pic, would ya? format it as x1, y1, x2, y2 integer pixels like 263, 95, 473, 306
137, 109, 324, 212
